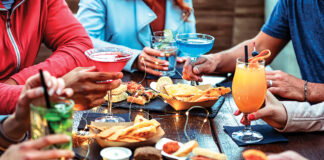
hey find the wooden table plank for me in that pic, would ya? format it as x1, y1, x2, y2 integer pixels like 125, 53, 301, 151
212, 94, 324, 160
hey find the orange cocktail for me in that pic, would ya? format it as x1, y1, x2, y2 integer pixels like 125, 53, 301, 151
232, 60, 267, 113
231, 57, 266, 144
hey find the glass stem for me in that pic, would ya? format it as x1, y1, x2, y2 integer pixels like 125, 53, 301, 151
243, 114, 251, 133
190, 57, 199, 86
107, 90, 113, 116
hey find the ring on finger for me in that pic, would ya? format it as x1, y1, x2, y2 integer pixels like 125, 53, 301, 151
269, 80, 273, 87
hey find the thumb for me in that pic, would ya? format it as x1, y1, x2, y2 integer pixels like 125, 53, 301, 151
249, 107, 271, 121
79, 66, 96, 72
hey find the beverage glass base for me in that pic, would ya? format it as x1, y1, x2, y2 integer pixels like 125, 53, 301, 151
95, 116, 126, 123
232, 129, 263, 143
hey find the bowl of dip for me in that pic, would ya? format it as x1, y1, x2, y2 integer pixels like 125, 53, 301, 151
100, 147, 132, 160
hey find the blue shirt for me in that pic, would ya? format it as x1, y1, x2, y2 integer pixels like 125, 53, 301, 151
1, 0, 15, 10
76, 0, 196, 72
262, 0, 324, 83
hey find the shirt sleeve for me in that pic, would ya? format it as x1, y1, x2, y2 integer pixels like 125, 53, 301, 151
10, 0, 93, 84
261, 0, 291, 40
0, 84, 23, 114
276, 101, 324, 132
76, 0, 141, 73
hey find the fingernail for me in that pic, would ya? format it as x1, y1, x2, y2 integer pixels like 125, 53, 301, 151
66, 89, 73, 96
48, 88, 54, 96
160, 53, 165, 57
194, 67, 199, 73
234, 110, 240, 116
65, 135, 71, 140
36, 87, 44, 95
248, 114, 256, 120
163, 67, 169, 70
47, 81, 51, 87
56, 88, 62, 95
164, 62, 169, 65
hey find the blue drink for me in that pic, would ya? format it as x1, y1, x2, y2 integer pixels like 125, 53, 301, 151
176, 33, 214, 58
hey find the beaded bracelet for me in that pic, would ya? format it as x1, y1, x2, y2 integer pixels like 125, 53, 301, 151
304, 80, 308, 102
0, 117, 28, 144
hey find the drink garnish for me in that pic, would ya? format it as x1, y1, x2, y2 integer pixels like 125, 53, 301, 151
156, 29, 174, 50
248, 49, 271, 63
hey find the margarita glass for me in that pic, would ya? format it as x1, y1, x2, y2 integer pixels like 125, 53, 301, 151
176, 33, 214, 85
85, 47, 134, 122
232, 58, 267, 143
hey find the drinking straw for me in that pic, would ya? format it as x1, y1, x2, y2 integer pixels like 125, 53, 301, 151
39, 69, 51, 109
244, 45, 248, 64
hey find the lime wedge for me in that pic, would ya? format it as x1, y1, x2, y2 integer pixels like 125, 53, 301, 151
163, 29, 173, 42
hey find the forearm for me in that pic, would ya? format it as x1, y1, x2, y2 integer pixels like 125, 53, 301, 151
277, 101, 324, 132
0, 116, 27, 148
307, 82, 324, 103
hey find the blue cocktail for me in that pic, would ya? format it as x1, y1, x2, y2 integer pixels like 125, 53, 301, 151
176, 33, 214, 58
176, 33, 214, 85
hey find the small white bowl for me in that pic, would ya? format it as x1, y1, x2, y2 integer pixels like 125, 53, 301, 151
100, 147, 132, 160
155, 138, 187, 160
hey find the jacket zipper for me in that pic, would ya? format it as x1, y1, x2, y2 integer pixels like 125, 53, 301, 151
3, 0, 25, 71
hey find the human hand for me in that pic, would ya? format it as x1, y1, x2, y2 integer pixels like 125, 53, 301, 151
268, 150, 307, 160
0, 134, 74, 160
266, 70, 305, 101
136, 47, 169, 76
13, 71, 73, 131
177, 57, 187, 63
62, 66, 122, 110
182, 55, 217, 82
234, 91, 288, 129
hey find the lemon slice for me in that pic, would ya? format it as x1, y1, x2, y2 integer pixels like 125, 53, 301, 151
156, 76, 173, 93
163, 29, 174, 42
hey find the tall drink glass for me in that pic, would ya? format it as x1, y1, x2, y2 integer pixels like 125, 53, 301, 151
231, 58, 266, 143
151, 31, 178, 76
85, 47, 134, 122
30, 99, 74, 150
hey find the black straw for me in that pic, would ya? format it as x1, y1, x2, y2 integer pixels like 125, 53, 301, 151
39, 69, 51, 109
244, 45, 248, 65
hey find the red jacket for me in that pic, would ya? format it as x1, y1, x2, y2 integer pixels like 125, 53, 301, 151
0, 0, 93, 114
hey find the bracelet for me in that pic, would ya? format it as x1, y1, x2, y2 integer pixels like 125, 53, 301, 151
0, 117, 28, 144
304, 80, 308, 102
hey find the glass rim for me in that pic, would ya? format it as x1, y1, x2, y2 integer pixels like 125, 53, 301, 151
30, 98, 74, 110
85, 47, 135, 61
175, 33, 215, 41
236, 57, 265, 65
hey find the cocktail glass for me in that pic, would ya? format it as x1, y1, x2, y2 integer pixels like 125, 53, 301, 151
30, 99, 74, 150
231, 58, 266, 143
175, 33, 214, 85
151, 31, 178, 76
85, 47, 134, 122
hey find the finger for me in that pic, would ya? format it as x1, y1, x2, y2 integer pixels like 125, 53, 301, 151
81, 72, 123, 82
142, 61, 169, 71
193, 63, 209, 75
55, 78, 65, 95
142, 54, 169, 66
25, 71, 52, 89
47, 76, 58, 96
20, 134, 70, 150
194, 56, 207, 65
77, 66, 97, 72
268, 87, 281, 96
265, 71, 277, 75
142, 67, 163, 76
61, 88, 73, 97
18, 87, 44, 108
233, 110, 242, 116
176, 57, 185, 63
182, 58, 194, 80
143, 47, 165, 57
24, 150, 74, 160
248, 107, 272, 121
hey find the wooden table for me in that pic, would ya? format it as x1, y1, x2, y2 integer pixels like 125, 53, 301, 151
74, 71, 324, 160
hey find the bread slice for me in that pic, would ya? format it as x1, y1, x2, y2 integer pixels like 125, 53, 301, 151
192, 148, 227, 160
172, 140, 199, 157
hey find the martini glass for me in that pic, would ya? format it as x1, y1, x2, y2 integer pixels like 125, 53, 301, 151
176, 33, 214, 85
85, 47, 134, 122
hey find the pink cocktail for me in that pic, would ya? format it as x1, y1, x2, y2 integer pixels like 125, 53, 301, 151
85, 47, 134, 122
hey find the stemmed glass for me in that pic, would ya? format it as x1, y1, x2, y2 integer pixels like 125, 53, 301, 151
85, 47, 135, 122
231, 58, 267, 143
175, 33, 214, 85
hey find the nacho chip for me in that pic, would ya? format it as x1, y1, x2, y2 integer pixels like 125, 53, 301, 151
164, 84, 203, 97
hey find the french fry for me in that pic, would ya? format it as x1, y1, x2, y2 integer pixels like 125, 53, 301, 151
97, 126, 126, 138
